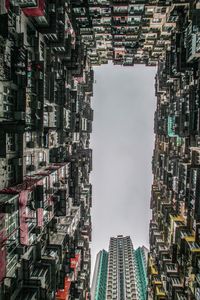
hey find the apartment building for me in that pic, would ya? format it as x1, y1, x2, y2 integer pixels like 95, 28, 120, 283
92, 236, 148, 300
148, 1, 200, 299
2, 0, 200, 299
0, 1, 93, 299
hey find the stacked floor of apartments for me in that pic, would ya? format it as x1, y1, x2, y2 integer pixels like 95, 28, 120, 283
1, 0, 200, 299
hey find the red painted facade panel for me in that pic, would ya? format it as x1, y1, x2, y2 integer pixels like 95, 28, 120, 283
19, 190, 29, 245
37, 208, 43, 227
70, 253, 80, 269
56, 277, 71, 300
70, 253, 81, 280
22, 0, 45, 16
5, 0, 10, 10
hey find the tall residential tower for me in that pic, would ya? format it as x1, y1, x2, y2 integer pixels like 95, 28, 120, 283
92, 236, 148, 300
91, 250, 108, 300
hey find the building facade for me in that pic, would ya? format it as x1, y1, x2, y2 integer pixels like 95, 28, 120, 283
92, 236, 148, 300
0, 1, 93, 299
2, 0, 200, 299
91, 250, 108, 300
134, 246, 148, 300
148, 1, 200, 300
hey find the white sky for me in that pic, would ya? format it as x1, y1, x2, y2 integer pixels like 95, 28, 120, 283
90, 62, 157, 272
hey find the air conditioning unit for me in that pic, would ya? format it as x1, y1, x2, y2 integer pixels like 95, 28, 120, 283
16, 33, 24, 46
9, 27, 16, 36
28, 191, 32, 201
27, 141, 35, 148
37, 101, 41, 109
4, 277, 12, 288
33, 227, 42, 235
39, 161, 46, 167
27, 164, 36, 172
46, 105, 53, 112
14, 111, 25, 121
0, 203, 15, 214
53, 182, 61, 188
46, 205, 53, 212
13, 157, 23, 166
54, 195, 60, 202
46, 188, 54, 194
16, 245, 26, 255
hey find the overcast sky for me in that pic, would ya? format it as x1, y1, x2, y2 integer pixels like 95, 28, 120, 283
90, 62, 156, 271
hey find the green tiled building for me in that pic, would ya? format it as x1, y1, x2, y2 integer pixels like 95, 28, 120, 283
134, 246, 148, 300
91, 236, 148, 300
91, 250, 108, 300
